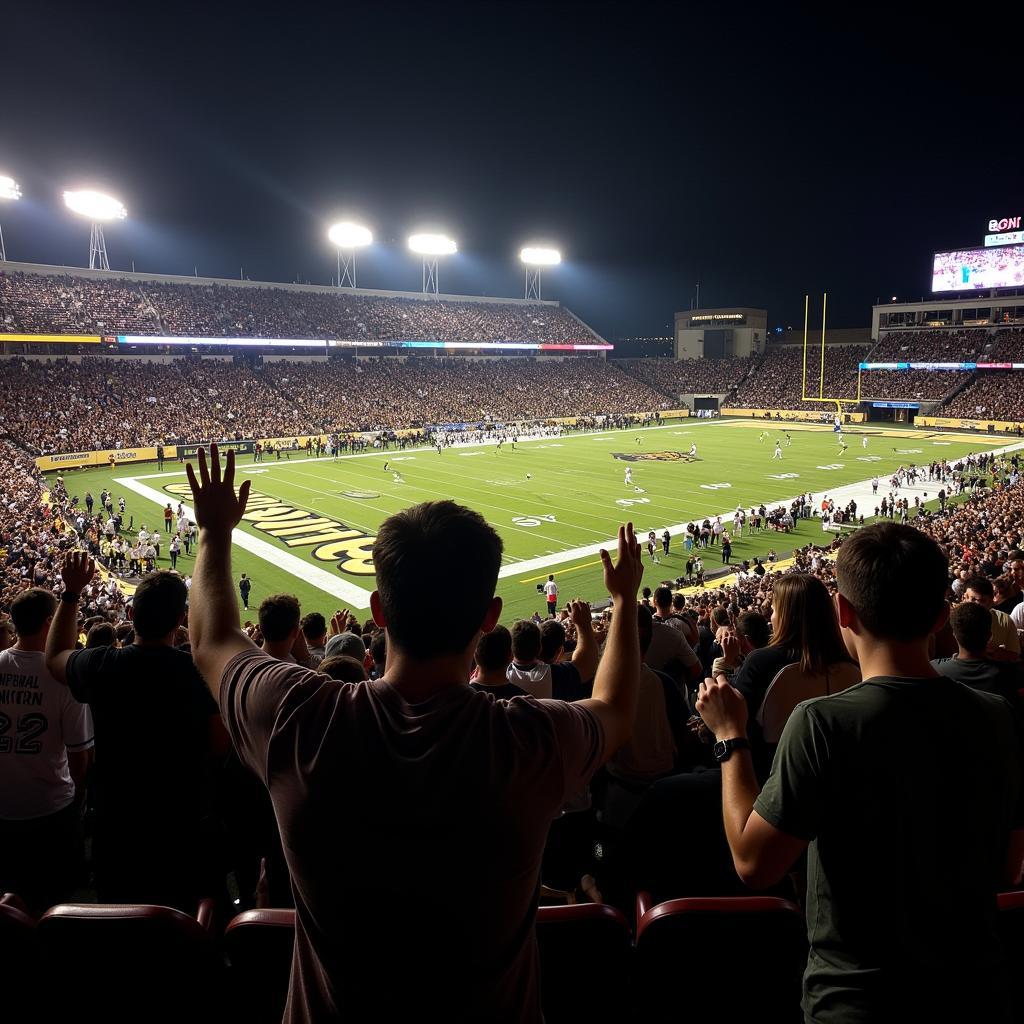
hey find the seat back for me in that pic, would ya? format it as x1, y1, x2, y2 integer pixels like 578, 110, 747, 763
36, 903, 224, 1021
224, 909, 296, 1024
757, 661, 861, 742
635, 896, 807, 1022
536, 902, 631, 1023
0, 894, 41, 1018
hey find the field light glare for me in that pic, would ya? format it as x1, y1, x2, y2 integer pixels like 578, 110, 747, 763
520, 246, 561, 266
0, 176, 21, 201
328, 222, 372, 248
408, 233, 457, 256
63, 190, 127, 221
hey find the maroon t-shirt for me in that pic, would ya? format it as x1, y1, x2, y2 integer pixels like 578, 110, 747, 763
220, 649, 604, 1023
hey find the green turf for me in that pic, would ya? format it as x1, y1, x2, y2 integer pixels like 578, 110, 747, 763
53, 421, 1013, 623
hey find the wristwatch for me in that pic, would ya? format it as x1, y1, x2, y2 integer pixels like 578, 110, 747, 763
60, 591, 80, 604
713, 737, 750, 763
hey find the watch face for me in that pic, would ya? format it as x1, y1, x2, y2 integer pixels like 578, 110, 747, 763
713, 740, 727, 760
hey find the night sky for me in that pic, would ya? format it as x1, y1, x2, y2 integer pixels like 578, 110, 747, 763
3, 3, 1021, 339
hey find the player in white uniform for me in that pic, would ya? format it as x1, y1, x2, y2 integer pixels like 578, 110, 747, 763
862, 435, 869, 449
689, 443, 698, 458
624, 467, 632, 486
773, 442, 783, 460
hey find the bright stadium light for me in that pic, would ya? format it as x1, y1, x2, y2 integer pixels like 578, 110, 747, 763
328, 221, 373, 288
520, 244, 562, 299
408, 232, 457, 294
63, 189, 127, 270
0, 175, 20, 262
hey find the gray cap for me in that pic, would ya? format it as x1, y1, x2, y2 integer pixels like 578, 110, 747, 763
324, 631, 366, 660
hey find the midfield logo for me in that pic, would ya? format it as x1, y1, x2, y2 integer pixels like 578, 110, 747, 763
612, 450, 697, 463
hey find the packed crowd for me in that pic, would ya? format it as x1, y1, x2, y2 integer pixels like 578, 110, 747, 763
859, 367, 970, 402
0, 271, 600, 344
2, 440, 1023, 1021
724, 344, 869, 409
942, 374, 1024, 422
0, 356, 670, 454
612, 356, 752, 397
867, 328, 989, 362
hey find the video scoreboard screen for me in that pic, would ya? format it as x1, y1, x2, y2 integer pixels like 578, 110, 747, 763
932, 245, 1024, 292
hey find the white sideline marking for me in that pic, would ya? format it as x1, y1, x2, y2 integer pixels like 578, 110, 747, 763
117, 476, 374, 606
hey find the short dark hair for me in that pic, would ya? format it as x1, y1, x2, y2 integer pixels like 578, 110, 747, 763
86, 622, 117, 649
671, 593, 685, 611
836, 523, 948, 639
301, 611, 327, 643
374, 501, 502, 658
511, 619, 541, 663
259, 594, 302, 643
318, 655, 367, 683
475, 625, 512, 671
962, 575, 994, 599
131, 571, 187, 641
539, 620, 566, 661
653, 586, 673, 610
369, 630, 387, 665
637, 603, 654, 656
10, 588, 57, 637
949, 601, 991, 654
736, 610, 771, 649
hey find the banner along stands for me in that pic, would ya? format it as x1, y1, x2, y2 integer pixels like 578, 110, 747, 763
34, 447, 165, 472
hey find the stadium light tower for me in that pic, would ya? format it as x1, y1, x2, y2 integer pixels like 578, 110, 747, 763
0, 175, 21, 262
328, 221, 372, 288
520, 245, 561, 300
408, 232, 456, 295
63, 189, 127, 270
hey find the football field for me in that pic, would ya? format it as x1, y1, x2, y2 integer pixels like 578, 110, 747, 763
61, 420, 1014, 622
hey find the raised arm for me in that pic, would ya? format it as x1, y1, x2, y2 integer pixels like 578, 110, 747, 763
578, 524, 644, 762
45, 550, 95, 684
185, 444, 257, 699
566, 598, 600, 684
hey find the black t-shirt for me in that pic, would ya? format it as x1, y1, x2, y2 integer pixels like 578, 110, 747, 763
470, 680, 529, 700
66, 644, 218, 829
932, 657, 1023, 715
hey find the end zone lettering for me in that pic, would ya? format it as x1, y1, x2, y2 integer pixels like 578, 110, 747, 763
164, 483, 376, 576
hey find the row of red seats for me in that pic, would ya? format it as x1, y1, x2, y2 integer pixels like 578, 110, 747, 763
0, 891, 806, 1022
7, 892, 1024, 1022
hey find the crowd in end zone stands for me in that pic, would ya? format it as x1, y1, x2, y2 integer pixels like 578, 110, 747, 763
0, 271, 598, 343
613, 356, 753, 395
2, 404, 1024, 1018
724, 344, 870, 409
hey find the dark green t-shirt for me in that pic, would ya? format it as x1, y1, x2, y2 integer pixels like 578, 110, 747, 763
754, 675, 1024, 1023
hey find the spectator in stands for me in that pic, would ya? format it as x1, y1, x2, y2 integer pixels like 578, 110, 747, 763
318, 655, 368, 683
697, 522, 1024, 1022
470, 625, 527, 699
85, 621, 117, 649
0, 588, 94, 915
933, 601, 1022, 712
508, 601, 599, 700
369, 630, 387, 679
301, 612, 328, 664
184, 445, 644, 1023
961, 575, 1021, 656
258, 593, 314, 667
45, 560, 225, 909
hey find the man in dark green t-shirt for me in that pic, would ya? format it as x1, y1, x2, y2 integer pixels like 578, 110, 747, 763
697, 522, 1024, 1023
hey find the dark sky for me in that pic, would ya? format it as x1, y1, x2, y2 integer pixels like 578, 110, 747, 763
3, 2, 1021, 338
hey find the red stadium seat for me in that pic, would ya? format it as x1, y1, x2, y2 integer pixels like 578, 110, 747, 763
635, 896, 807, 1022
36, 899, 223, 1022
535, 902, 632, 1023
0, 893, 41, 1018
223, 908, 296, 1024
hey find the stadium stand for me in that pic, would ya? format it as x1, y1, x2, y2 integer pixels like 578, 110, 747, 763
612, 356, 753, 398
724, 344, 869, 409
942, 374, 1024, 422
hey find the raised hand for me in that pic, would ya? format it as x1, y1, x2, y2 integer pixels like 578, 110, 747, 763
567, 598, 593, 629
61, 550, 96, 593
599, 523, 643, 603
185, 443, 251, 536
695, 676, 748, 740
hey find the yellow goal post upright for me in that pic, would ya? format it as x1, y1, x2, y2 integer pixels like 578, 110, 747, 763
800, 292, 862, 424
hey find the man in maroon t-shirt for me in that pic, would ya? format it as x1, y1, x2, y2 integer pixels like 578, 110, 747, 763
184, 445, 645, 1023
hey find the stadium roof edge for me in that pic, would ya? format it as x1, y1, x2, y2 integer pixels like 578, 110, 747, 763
0, 259, 563, 310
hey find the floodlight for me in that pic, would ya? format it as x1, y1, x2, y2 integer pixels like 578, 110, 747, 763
63, 190, 127, 221
520, 244, 561, 299
408, 233, 457, 256
520, 246, 561, 266
328, 222, 373, 248
0, 176, 21, 201
0, 175, 19, 261
63, 189, 126, 270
